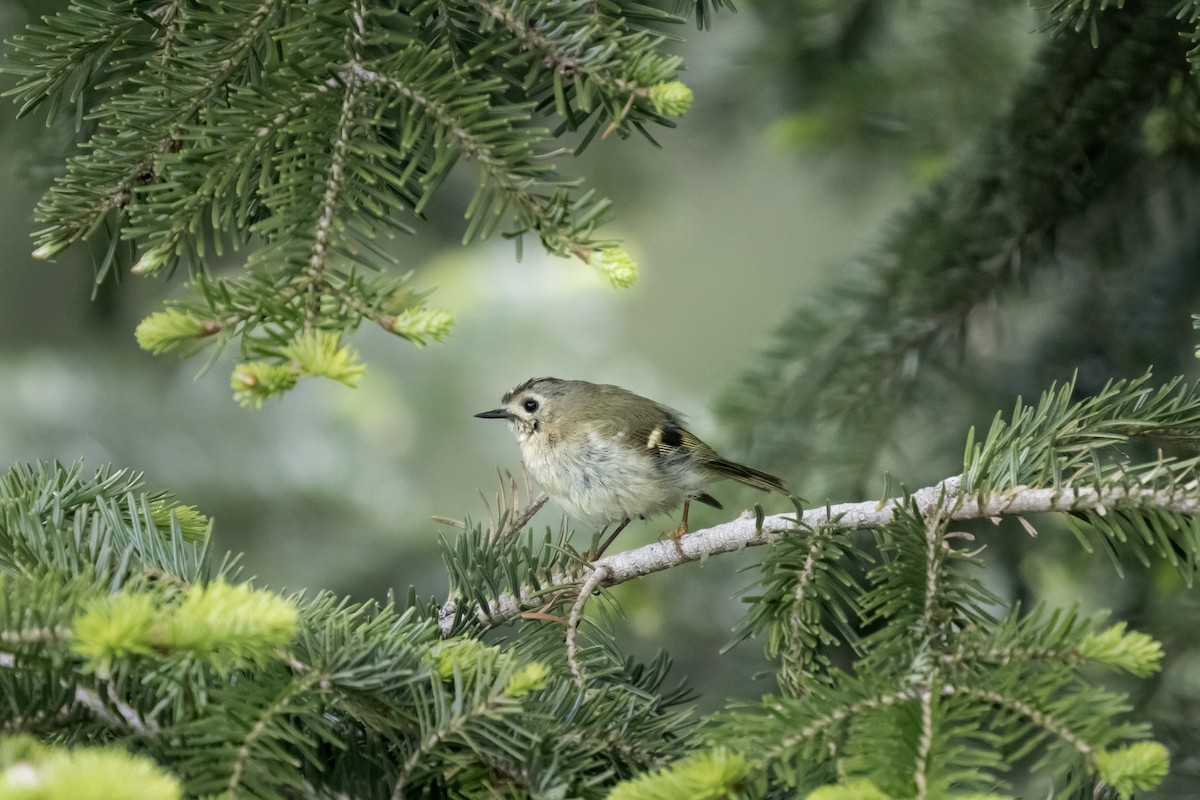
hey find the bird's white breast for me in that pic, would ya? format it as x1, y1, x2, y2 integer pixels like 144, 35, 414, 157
518, 429, 703, 526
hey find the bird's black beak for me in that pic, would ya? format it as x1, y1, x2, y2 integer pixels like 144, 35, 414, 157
474, 408, 511, 420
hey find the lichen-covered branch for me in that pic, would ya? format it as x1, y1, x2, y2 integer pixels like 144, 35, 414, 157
439, 476, 1200, 634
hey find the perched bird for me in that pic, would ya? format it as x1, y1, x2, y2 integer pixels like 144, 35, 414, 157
475, 377, 786, 555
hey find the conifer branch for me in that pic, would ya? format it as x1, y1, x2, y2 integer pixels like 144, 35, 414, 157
73, 684, 159, 738
566, 564, 609, 686
440, 476, 1200, 634
784, 529, 825, 674
390, 688, 515, 800
301, 2, 368, 331
920, 506, 947, 638
468, 0, 641, 98
0, 626, 71, 646
0, 462, 700, 797
763, 689, 915, 764
947, 684, 1095, 759
226, 674, 317, 798
913, 679, 936, 800
348, 63, 595, 256
6, 0, 698, 399
31, 0, 283, 256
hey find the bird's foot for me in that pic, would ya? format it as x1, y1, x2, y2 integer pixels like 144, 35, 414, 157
661, 521, 688, 559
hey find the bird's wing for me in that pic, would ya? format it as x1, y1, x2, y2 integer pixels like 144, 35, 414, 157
630, 409, 786, 494
592, 391, 786, 495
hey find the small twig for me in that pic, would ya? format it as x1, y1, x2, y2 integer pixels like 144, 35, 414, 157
501, 492, 549, 539
602, 92, 637, 138
73, 686, 125, 730
435, 474, 549, 538
482, 470, 546, 542
785, 529, 826, 667
913, 683, 935, 800
566, 565, 609, 686
73, 683, 159, 737
519, 600, 568, 626
921, 500, 948, 637
105, 680, 159, 736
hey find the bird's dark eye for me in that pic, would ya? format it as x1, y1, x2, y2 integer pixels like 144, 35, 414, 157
523, 398, 539, 413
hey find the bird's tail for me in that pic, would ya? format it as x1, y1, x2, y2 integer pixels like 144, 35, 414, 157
707, 458, 787, 493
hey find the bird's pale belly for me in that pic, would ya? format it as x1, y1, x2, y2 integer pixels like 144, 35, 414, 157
520, 431, 702, 526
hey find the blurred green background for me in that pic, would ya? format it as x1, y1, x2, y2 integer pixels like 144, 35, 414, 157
9, 0, 1189, 717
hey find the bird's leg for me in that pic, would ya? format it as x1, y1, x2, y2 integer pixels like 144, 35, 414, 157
591, 517, 631, 560
665, 500, 691, 558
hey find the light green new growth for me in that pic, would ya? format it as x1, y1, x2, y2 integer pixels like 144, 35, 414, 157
430, 638, 499, 680
650, 81, 695, 117
1077, 623, 1164, 677
230, 330, 366, 407
605, 748, 750, 800
278, 330, 366, 387
1094, 742, 1170, 798
591, 246, 639, 288
162, 581, 299, 673
71, 593, 159, 674
384, 306, 455, 346
803, 778, 890, 800
148, 499, 211, 543
504, 662, 550, 698
72, 581, 299, 675
128, 241, 174, 277
134, 308, 217, 355
430, 639, 547, 696
0, 737, 181, 800
230, 363, 300, 409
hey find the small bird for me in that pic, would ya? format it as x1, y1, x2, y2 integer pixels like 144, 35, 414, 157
475, 377, 786, 556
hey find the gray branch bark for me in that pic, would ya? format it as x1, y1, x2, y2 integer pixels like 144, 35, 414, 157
438, 476, 1200, 635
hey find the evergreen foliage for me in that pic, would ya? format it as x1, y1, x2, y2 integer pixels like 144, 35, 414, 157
5, 1, 1200, 799
4, 0, 698, 403
0, 461, 693, 798
0, 735, 183, 800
